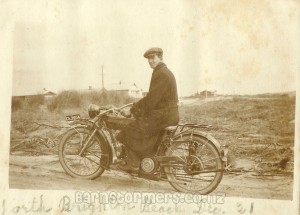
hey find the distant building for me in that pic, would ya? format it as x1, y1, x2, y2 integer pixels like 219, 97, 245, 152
200, 90, 216, 98
109, 82, 143, 98
42, 89, 56, 99
80, 86, 107, 94
12, 88, 57, 102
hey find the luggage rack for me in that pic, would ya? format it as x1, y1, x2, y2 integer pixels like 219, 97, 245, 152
178, 123, 212, 129
165, 123, 212, 136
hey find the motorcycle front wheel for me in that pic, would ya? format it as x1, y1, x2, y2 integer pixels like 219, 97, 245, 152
164, 135, 223, 194
58, 127, 110, 179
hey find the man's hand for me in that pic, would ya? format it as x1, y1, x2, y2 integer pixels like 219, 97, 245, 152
130, 103, 145, 118
120, 108, 131, 118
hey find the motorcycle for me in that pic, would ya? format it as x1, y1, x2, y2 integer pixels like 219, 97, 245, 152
58, 103, 227, 194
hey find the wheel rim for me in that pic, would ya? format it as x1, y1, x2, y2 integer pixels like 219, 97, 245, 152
62, 131, 103, 176
165, 136, 223, 193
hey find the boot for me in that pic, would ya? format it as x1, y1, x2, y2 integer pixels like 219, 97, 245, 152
115, 163, 139, 174
110, 148, 140, 174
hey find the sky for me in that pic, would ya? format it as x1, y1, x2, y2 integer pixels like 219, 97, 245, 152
11, 0, 300, 96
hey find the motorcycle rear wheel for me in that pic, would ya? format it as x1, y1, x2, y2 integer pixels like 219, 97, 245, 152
59, 127, 110, 179
164, 135, 223, 194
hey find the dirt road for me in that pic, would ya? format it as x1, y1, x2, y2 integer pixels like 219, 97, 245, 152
9, 154, 293, 200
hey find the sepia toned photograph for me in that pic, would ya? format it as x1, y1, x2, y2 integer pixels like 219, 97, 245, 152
1, 0, 299, 214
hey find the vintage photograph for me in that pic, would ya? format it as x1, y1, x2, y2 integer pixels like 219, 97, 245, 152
3, 0, 299, 213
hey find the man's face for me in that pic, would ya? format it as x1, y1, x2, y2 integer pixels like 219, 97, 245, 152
147, 54, 162, 69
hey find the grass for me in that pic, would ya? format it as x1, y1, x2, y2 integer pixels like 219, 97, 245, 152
47, 90, 135, 112
9, 92, 296, 171
11, 94, 45, 111
179, 94, 295, 171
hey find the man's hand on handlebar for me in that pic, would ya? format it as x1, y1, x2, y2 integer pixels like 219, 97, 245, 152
120, 108, 132, 118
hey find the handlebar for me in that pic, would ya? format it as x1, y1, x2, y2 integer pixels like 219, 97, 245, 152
98, 103, 134, 116
116, 103, 134, 110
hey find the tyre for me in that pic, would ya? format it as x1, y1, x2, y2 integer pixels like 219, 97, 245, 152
164, 135, 223, 194
59, 127, 110, 179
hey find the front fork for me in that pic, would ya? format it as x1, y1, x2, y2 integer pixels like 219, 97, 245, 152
77, 128, 98, 156
76, 127, 120, 159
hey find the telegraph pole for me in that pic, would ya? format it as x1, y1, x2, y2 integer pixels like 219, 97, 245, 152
101, 65, 104, 89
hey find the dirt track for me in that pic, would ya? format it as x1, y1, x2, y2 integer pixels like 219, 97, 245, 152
9, 154, 293, 200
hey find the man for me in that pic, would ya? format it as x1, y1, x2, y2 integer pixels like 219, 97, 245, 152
116, 47, 179, 172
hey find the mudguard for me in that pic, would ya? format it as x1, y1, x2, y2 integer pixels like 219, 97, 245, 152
173, 130, 222, 152
68, 120, 114, 165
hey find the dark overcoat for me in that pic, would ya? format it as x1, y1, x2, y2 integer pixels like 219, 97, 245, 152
117, 62, 179, 157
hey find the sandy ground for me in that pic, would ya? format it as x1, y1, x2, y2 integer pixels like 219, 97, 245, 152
9, 154, 293, 200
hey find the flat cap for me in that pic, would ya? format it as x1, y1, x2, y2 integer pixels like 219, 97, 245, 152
143, 47, 163, 58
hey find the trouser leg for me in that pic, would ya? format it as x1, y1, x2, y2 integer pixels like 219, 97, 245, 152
115, 116, 162, 166
125, 149, 140, 168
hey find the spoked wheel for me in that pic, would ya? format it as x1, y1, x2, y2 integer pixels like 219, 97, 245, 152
164, 135, 223, 194
59, 127, 110, 179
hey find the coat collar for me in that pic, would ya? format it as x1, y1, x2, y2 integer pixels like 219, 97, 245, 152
153, 62, 166, 72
